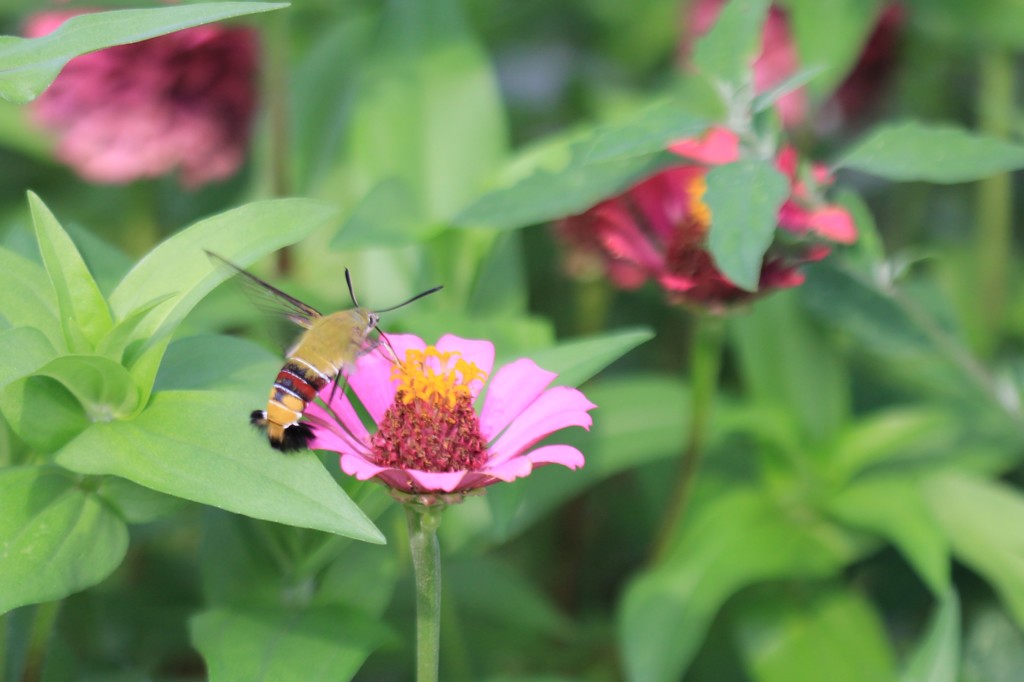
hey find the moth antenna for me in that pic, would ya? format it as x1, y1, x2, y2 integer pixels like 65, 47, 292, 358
374, 285, 444, 313
345, 268, 361, 308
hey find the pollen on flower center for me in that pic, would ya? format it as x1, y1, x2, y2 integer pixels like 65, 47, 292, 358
685, 174, 712, 230
370, 347, 490, 475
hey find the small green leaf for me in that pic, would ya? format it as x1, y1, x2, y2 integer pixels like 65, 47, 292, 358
522, 327, 654, 387
0, 326, 57, 390
693, 0, 771, 88
0, 375, 90, 453
752, 65, 828, 112
736, 585, 897, 682
0, 2, 288, 104
55, 390, 384, 542
924, 473, 1024, 629
0, 247, 61, 348
836, 122, 1024, 183
705, 159, 789, 291
619, 488, 853, 682
190, 605, 390, 682
28, 192, 112, 353
902, 589, 960, 682
34, 355, 139, 421
0, 466, 128, 614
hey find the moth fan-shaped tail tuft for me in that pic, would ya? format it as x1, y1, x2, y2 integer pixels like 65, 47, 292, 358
250, 410, 314, 451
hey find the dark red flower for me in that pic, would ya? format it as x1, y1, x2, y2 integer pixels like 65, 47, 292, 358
557, 127, 856, 311
26, 12, 258, 188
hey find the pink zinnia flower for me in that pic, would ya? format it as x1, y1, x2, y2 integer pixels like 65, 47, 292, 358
25, 12, 258, 188
558, 127, 856, 310
306, 334, 594, 498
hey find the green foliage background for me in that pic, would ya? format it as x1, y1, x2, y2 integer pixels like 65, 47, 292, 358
2, 0, 1024, 680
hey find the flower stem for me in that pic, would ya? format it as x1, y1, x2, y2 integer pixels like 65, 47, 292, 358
975, 49, 1013, 356
405, 505, 443, 682
650, 314, 725, 564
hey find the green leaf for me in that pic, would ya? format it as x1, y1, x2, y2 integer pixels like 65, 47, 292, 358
95, 477, 187, 524
705, 159, 790, 291
736, 585, 897, 682
0, 247, 61, 348
0, 326, 57, 390
346, 0, 507, 222
693, 0, 771, 87
108, 198, 336, 398
190, 604, 389, 682
961, 606, 1024, 682
924, 473, 1024, 628
751, 65, 829, 112
619, 488, 853, 682
902, 589, 960, 682
54, 390, 384, 542
0, 466, 128, 614
33, 355, 139, 421
455, 142, 674, 231
828, 475, 949, 596
577, 99, 710, 163
0, 2, 288, 104
522, 327, 654, 387
786, 0, 884, 98
153, 334, 279, 394
836, 122, 1024, 183
0, 376, 90, 453
28, 193, 113, 353
331, 178, 438, 250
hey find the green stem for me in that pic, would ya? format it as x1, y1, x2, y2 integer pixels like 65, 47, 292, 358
262, 11, 294, 276
405, 505, 443, 682
975, 49, 1013, 356
650, 315, 725, 564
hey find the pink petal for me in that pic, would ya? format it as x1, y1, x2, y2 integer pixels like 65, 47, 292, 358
526, 444, 586, 469
479, 358, 557, 441
482, 456, 534, 482
340, 453, 387, 480
405, 470, 470, 493
306, 398, 369, 447
668, 127, 740, 165
489, 387, 596, 464
805, 206, 858, 244
310, 426, 370, 456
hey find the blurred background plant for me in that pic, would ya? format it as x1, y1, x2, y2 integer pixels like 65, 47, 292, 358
3, 0, 1024, 680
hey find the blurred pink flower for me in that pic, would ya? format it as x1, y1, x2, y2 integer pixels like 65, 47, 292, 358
681, 1, 904, 129
306, 334, 594, 499
25, 12, 258, 188
558, 127, 856, 310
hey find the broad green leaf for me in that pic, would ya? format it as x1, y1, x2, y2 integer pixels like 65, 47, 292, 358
705, 159, 789, 291
693, 0, 771, 88
95, 293, 175, 363
96, 477, 187, 524
902, 589, 960, 682
0, 2, 288, 104
34, 355, 139, 421
836, 122, 1024, 183
0, 466, 128, 614
455, 144, 674, 230
154, 334, 279, 394
521, 328, 654, 388
736, 585, 896, 682
786, 0, 884, 98
578, 99, 710, 163
827, 475, 949, 596
924, 473, 1024, 628
800, 261, 933, 355
346, 0, 507, 221
619, 488, 854, 682
108, 199, 335, 397
0, 327, 57, 390
0, 247, 61, 348
190, 604, 389, 682
55, 390, 384, 542
29, 193, 112, 352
